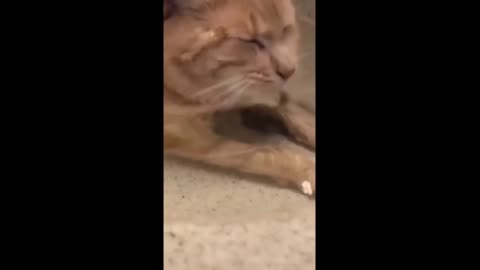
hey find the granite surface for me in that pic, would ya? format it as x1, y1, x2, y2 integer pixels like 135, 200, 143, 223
164, 1, 316, 269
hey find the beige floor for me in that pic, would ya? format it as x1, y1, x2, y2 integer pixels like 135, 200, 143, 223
164, 1, 316, 269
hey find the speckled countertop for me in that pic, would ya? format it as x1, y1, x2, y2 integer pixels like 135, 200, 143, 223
164, 1, 316, 269
164, 158, 316, 270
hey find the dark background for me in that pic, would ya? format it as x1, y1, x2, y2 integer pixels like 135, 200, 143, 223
1, 0, 461, 268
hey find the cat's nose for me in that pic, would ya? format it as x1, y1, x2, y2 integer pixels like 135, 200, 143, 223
276, 67, 296, 80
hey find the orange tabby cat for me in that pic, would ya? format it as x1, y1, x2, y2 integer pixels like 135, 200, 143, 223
164, 0, 316, 196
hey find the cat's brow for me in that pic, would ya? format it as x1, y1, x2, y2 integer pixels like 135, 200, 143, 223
246, 1, 296, 39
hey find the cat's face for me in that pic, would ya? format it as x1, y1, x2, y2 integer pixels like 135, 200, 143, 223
164, 0, 299, 110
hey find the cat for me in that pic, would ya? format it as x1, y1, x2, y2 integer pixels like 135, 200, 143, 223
163, 0, 316, 196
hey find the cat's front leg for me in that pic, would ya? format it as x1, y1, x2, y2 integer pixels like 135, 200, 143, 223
277, 101, 316, 150
269, 135, 316, 195
167, 131, 316, 196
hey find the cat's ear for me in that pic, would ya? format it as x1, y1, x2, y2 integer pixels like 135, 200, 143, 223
163, 0, 182, 21
164, 0, 211, 20
164, 1, 169, 19
165, 0, 208, 12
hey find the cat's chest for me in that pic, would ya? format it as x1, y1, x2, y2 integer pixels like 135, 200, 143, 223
164, 111, 214, 133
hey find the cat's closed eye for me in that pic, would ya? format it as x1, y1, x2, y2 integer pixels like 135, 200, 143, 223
237, 38, 265, 50
282, 25, 294, 37
246, 39, 265, 49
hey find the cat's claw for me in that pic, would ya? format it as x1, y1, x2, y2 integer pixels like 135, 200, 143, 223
301, 181, 313, 196
299, 166, 315, 197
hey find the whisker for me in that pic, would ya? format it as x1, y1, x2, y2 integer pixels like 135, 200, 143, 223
190, 76, 242, 99
210, 79, 248, 103
216, 80, 250, 107
298, 16, 315, 27
298, 51, 314, 60
164, 83, 247, 116
164, 78, 251, 116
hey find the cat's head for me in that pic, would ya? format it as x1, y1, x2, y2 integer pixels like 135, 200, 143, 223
164, 0, 299, 110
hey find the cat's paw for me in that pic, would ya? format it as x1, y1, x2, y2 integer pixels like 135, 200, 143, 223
299, 167, 315, 197
285, 153, 315, 197
300, 181, 314, 196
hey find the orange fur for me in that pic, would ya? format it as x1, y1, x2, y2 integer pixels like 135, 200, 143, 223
163, 0, 316, 195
